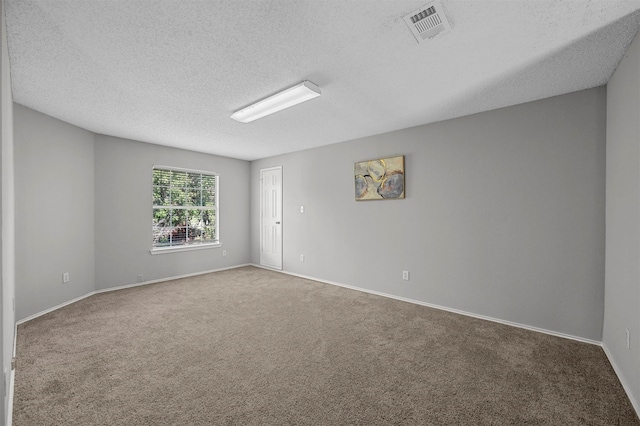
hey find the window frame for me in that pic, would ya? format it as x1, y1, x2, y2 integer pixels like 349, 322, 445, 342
150, 165, 220, 255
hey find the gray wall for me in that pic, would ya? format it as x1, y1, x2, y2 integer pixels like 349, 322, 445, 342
5, 36, 638, 418
251, 88, 606, 341
603, 30, 640, 411
94, 135, 251, 290
1, 1, 15, 422
12, 108, 252, 320
14, 105, 95, 321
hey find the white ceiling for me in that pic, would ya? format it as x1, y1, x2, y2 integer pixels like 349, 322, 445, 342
5, 1, 640, 161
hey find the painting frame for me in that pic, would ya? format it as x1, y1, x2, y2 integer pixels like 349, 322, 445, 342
354, 155, 405, 201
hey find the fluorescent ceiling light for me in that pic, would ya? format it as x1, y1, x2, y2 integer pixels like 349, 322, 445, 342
231, 80, 321, 123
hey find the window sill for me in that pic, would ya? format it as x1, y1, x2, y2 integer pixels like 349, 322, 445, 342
150, 242, 221, 255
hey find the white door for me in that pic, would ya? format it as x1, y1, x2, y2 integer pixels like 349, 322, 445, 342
260, 166, 283, 270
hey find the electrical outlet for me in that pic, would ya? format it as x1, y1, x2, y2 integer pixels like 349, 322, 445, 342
222, 250, 227, 256
402, 271, 409, 281
300, 254, 304, 262
137, 274, 144, 283
300, 205, 305, 213
62, 272, 70, 283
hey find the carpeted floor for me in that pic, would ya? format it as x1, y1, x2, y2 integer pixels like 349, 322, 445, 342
12, 266, 640, 425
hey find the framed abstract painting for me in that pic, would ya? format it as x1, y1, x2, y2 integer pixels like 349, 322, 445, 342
354, 155, 405, 200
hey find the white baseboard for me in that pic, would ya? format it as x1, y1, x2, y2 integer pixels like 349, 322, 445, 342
6, 367, 14, 426
7, 319, 17, 426
253, 265, 640, 418
16, 264, 250, 325
92, 263, 251, 295
602, 343, 640, 418
251, 264, 601, 346
14, 263, 638, 422
16, 292, 97, 325
11, 264, 251, 426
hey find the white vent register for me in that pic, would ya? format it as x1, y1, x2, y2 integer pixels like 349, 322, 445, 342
404, 1, 451, 43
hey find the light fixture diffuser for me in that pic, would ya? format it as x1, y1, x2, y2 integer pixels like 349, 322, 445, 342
231, 80, 321, 123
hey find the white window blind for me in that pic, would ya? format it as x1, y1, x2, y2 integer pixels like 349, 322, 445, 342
152, 166, 218, 250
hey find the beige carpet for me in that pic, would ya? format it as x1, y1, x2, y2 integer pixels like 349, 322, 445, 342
12, 266, 639, 425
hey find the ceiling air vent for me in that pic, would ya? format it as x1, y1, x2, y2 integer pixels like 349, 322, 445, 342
403, 1, 451, 43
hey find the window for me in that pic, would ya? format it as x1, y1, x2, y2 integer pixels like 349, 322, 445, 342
152, 166, 218, 252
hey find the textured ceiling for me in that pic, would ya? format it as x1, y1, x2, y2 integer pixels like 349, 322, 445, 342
5, 0, 640, 161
